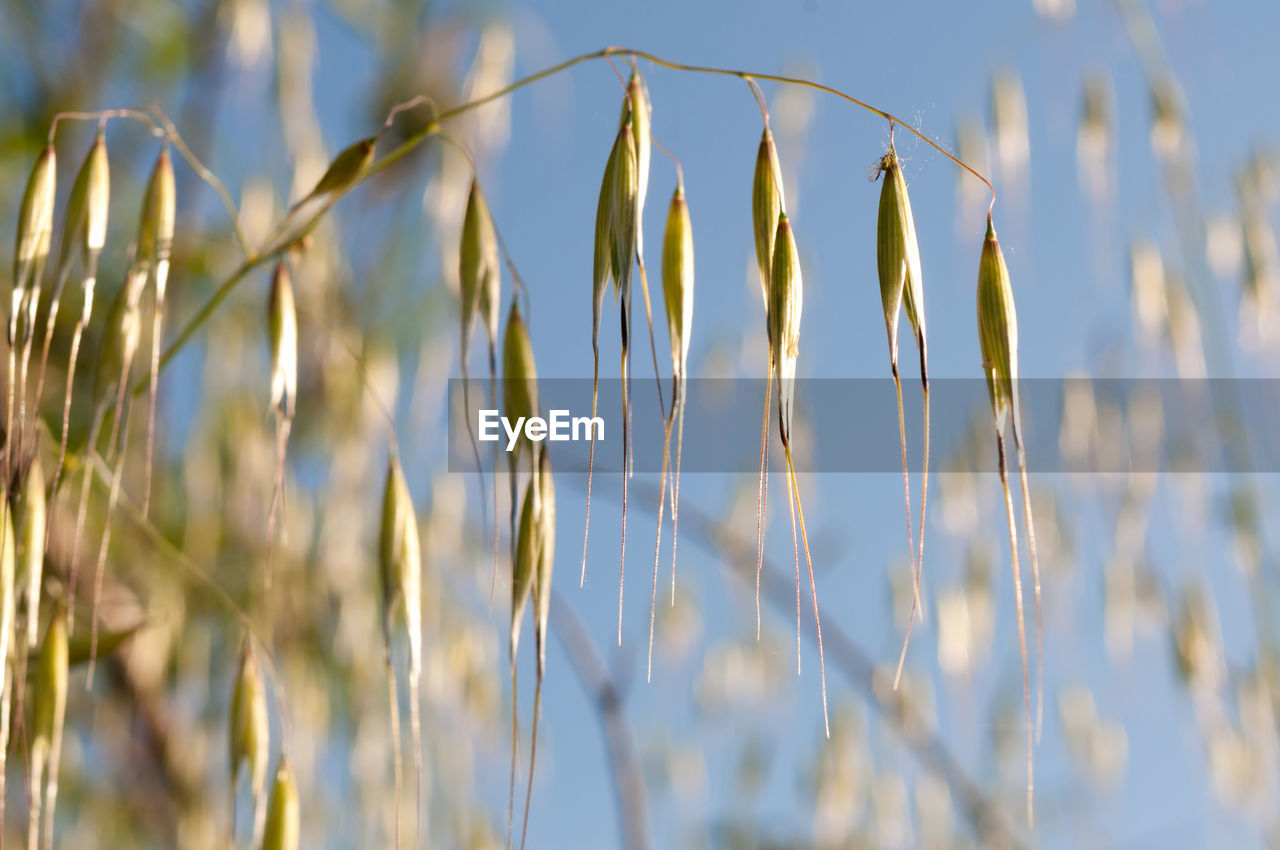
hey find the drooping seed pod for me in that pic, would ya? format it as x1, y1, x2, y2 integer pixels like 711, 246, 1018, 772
977, 215, 1019, 429
40, 134, 107, 500
609, 116, 640, 305
769, 214, 802, 442
654, 180, 694, 630
592, 134, 620, 359
262, 756, 301, 850
976, 213, 1041, 828
18, 456, 46, 649
662, 182, 694, 380
33, 607, 68, 764
875, 148, 925, 377
304, 137, 377, 203
621, 70, 652, 257
751, 124, 786, 630
12, 145, 57, 296
584, 121, 624, 586
501, 300, 539, 469
268, 262, 298, 418
460, 178, 502, 359
136, 147, 176, 301
767, 212, 829, 737
876, 145, 931, 688
511, 475, 538, 663
135, 147, 178, 516
752, 126, 786, 314
53, 133, 109, 292
531, 450, 556, 677
31, 605, 68, 850
230, 638, 270, 827
379, 454, 422, 680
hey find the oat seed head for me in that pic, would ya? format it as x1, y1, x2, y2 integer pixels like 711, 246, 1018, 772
609, 116, 640, 303
876, 149, 926, 361
137, 148, 176, 272
501, 301, 539, 466
34, 606, 68, 752
262, 756, 301, 850
230, 638, 270, 803
310, 137, 377, 199
769, 213, 802, 439
268, 262, 298, 417
511, 475, 539, 662
55, 134, 108, 283
977, 215, 1018, 429
661, 182, 694, 377
380, 455, 422, 675
622, 70, 652, 255
752, 126, 785, 315
461, 178, 501, 351
532, 449, 556, 676
18, 456, 47, 649
14, 144, 57, 286
593, 135, 620, 350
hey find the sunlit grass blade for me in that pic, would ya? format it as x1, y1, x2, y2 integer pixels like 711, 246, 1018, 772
977, 213, 1035, 826
138, 146, 176, 519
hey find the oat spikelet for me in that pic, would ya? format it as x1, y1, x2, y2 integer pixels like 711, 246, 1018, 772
584, 133, 619, 585
42, 133, 107, 497
663, 182, 693, 607
649, 180, 693, 679
262, 756, 301, 850
611, 111, 640, 644
230, 638, 270, 845
18, 457, 46, 650
621, 70, 668, 457
136, 146, 176, 518
770, 213, 828, 738
8, 145, 56, 481
875, 147, 931, 689
380, 454, 423, 848
280, 137, 376, 245
503, 298, 539, 608
976, 213, 1038, 827
29, 605, 67, 850
751, 125, 785, 637
460, 178, 500, 598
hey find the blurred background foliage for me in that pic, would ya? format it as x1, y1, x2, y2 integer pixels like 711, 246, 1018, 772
2, 0, 1280, 848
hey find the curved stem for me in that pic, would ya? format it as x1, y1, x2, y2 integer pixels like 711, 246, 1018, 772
134, 46, 993, 399
50, 108, 253, 257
